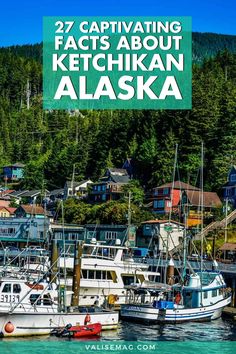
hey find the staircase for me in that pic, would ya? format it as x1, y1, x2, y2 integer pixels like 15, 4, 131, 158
193, 209, 236, 240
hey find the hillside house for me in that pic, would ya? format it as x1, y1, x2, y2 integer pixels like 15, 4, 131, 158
137, 220, 184, 253
222, 166, 236, 208
3, 163, 25, 181
151, 181, 200, 214
90, 168, 130, 203
15, 205, 46, 219
181, 190, 222, 227
64, 180, 93, 199
0, 206, 16, 218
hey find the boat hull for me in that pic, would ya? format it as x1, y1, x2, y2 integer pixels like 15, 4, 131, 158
0, 310, 118, 337
120, 296, 231, 324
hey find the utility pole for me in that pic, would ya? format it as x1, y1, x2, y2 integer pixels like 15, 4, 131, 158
71, 164, 76, 197
224, 198, 228, 260
26, 79, 31, 110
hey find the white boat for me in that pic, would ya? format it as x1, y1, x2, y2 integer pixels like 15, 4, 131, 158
120, 270, 231, 323
1, 242, 160, 307
0, 276, 118, 337
59, 242, 160, 306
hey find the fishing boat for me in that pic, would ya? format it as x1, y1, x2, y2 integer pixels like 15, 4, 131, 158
0, 275, 118, 337
120, 268, 232, 323
52, 322, 102, 338
121, 144, 232, 323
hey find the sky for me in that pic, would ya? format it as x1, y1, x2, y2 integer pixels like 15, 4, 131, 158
0, 0, 236, 46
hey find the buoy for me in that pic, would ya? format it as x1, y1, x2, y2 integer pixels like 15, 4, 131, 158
4, 321, 14, 333
84, 313, 91, 325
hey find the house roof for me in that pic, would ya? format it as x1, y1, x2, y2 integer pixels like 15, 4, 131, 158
65, 179, 93, 188
0, 206, 17, 214
18, 204, 45, 215
0, 190, 16, 197
107, 168, 128, 176
20, 190, 48, 198
7, 190, 29, 198
3, 162, 25, 168
184, 190, 222, 208
219, 243, 236, 251
111, 175, 130, 183
49, 188, 64, 196
154, 181, 200, 191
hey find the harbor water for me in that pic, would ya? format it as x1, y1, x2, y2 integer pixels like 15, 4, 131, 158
1, 318, 236, 354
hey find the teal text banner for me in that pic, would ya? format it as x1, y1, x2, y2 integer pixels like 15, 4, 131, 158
43, 17, 192, 110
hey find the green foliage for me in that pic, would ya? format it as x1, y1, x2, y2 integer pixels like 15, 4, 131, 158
121, 180, 145, 205
0, 43, 236, 201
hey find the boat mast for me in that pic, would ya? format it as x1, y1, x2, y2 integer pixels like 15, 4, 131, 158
62, 200, 67, 311
200, 142, 204, 303
164, 143, 178, 283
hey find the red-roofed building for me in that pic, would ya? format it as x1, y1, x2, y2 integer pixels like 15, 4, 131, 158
151, 181, 200, 214
0, 206, 16, 218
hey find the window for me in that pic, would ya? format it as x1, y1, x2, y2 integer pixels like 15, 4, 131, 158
96, 271, 102, 279
88, 270, 95, 279
29, 294, 41, 305
2, 284, 11, 293
121, 275, 135, 286
105, 231, 118, 240
157, 200, 164, 208
230, 174, 236, 182
13, 284, 21, 294
82, 269, 88, 278
43, 294, 52, 306
163, 188, 169, 195
101, 194, 106, 201
212, 289, 218, 297
203, 291, 208, 299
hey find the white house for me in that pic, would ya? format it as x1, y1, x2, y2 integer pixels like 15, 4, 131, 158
64, 179, 93, 199
139, 219, 184, 252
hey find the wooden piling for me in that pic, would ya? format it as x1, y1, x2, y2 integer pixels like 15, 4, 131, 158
71, 241, 83, 307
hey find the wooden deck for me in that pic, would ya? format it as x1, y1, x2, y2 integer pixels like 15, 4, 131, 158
222, 306, 236, 320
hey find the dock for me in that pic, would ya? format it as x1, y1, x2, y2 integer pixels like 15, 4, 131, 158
222, 306, 236, 320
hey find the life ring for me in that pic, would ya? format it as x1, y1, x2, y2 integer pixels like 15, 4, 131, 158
4, 321, 14, 333
175, 292, 181, 305
84, 314, 91, 325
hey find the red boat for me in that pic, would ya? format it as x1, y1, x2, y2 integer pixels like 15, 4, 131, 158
52, 323, 102, 338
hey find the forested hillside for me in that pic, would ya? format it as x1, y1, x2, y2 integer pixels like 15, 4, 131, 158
0, 34, 236, 194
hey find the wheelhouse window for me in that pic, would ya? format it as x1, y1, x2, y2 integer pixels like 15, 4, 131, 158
203, 291, 208, 299
43, 294, 52, 305
13, 284, 21, 293
212, 289, 218, 297
2, 284, 11, 293
121, 275, 135, 286
29, 294, 41, 305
